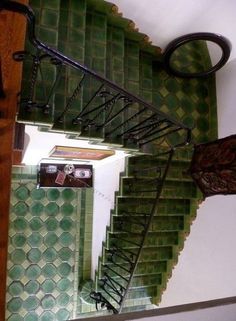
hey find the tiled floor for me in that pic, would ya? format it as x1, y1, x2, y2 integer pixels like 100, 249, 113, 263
6, 166, 93, 321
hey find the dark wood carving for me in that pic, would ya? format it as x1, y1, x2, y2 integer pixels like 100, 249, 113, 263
189, 134, 236, 197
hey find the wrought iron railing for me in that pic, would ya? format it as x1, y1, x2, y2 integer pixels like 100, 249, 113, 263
0, 1, 191, 153
1, 1, 191, 315
90, 149, 174, 313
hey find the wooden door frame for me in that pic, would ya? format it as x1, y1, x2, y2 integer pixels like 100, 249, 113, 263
0, 1, 28, 319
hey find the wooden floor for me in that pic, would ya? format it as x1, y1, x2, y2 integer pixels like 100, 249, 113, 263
0, 1, 27, 319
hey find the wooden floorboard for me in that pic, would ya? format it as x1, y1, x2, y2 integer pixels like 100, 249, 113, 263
0, 1, 27, 319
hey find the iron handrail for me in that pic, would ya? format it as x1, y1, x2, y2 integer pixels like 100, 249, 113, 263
91, 149, 174, 313
0, 1, 191, 314
0, 0, 191, 150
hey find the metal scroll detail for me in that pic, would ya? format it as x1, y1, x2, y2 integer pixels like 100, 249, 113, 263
89, 150, 174, 314
0, 1, 191, 152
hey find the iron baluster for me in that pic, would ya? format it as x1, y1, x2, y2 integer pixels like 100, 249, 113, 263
102, 272, 126, 295
105, 107, 146, 138
136, 122, 172, 141
26, 50, 41, 110
106, 260, 132, 274
97, 97, 133, 129
44, 60, 63, 113
117, 113, 162, 138
110, 234, 141, 247
57, 73, 86, 122
72, 83, 105, 124
138, 126, 182, 146
103, 264, 129, 283
81, 92, 121, 130
109, 246, 136, 265
90, 291, 118, 314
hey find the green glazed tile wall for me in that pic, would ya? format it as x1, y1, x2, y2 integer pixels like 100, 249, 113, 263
18, 0, 61, 127
6, 166, 94, 321
52, 0, 87, 134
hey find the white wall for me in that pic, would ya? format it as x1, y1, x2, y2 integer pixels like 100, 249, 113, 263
111, 0, 236, 308
129, 303, 236, 321
91, 156, 125, 274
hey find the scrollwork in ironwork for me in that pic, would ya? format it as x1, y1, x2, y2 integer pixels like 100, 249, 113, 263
90, 291, 118, 314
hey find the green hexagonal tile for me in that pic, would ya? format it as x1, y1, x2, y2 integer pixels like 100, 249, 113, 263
58, 248, 72, 261
59, 218, 73, 231
8, 314, 23, 321
61, 188, 75, 201
197, 101, 209, 114
57, 278, 72, 292
56, 308, 70, 321
28, 233, 43, 247
60, 203, 74, 216
45, 203, 59, 216
42, 248, 57, 262
47, 189, 60, 201
31, 188, 45, 200
23, 296, 40, 311
7, 297, 23, 313
11, 249, 26, 264
40, 311, 55, 321
8, 265, 24, 280
12, 234, 27, 247
56, 293, 70, 307
58, 263, 71, 277
27, 248, 42, 263
45, 218, 58, 231
43, 232, 58, 247
197, 116, 209, 131
25, 265, 41, 279
25, 312, 39, 321
13, 201, 28, 216
59, 232, 73, 247
183, 115, 195, 128
42, 263, 57, 278
25, 280, 40, 295
29, 217, 43, 231
41, 279, 56, 293
41, 294, 55, 309
30, 202, 44, 216
14, 186, 29, 201
13, 217, 28, 231
8, 281, 24, 296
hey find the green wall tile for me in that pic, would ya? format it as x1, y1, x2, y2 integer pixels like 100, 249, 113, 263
7, 179, 86, 320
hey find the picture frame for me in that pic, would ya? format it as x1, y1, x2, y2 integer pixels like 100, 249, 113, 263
49, 145, 115, 160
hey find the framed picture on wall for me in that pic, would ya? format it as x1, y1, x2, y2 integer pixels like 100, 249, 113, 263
49, 146, 115, 160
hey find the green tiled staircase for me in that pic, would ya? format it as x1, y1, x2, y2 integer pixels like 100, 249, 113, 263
5, 0, 218, 319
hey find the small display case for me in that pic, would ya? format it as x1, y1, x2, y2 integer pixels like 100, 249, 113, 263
37, 163, 93, 188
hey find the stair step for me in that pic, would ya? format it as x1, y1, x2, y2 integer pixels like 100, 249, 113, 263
116, 197, 193, 216
102, 260, 168, 277
120, 176, 197, 198
102, 245, 173, 264
127, 156, 192, 181
52, 0, 86, 134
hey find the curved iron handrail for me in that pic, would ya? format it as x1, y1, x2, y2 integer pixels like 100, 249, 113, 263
163, 32, 231, 78
0, 0, 191, 150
